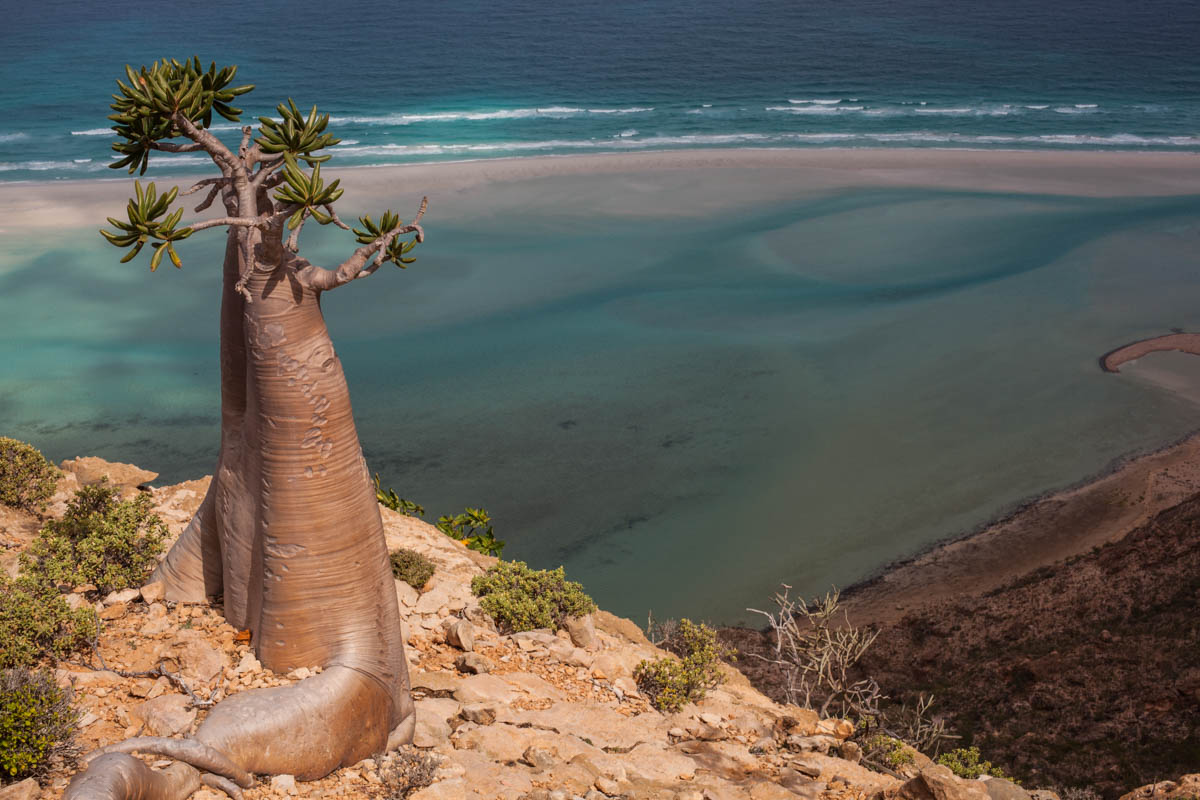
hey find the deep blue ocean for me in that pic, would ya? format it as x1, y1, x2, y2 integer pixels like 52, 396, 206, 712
2, 0, 1199, 180
4, 1, 1200, 623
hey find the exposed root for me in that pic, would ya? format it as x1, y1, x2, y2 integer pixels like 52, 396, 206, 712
90, 737, 254, 788
63, 753, 200, 800
201, 772, 245, 800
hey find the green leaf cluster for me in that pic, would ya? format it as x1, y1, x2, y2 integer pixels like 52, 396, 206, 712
0, 575, 96, 670
437, 508, 505, 557
373, 474, 425, 518
864, 734, 916, 770
634, 619, 730, 712
108, 57, 253, 174
275, 154, 344, 229
0, 437, 60, 513
100, 181, 192, 270
255, 99, 340, 164
471, 561, 595, 633
21, 483, 167, 594
390, 548, 436, 590
936, 747, 1014, 781
354, 211, 420, 266
0, 667, 80, 781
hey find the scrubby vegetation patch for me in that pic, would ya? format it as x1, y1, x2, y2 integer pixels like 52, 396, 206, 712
21, 482, 167, 593
635, 618, 731, 712
0, 575, 97, 670
470, 561, 595, 633
0, 437, 60, 513
390, 548, 436, 590
0, 667, 80, 781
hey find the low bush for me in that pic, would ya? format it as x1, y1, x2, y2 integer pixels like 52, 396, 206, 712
863, 733, 915, 771
470, 561, 595, 633
0, 575, 97, 670
0, 437, 60, 513
634, 619, 731, 712
437, 507, 505, 557
0, 667, 80, 781
390, 548, 436, 589
937, 746, 1014, 781
21, 482, 166, 593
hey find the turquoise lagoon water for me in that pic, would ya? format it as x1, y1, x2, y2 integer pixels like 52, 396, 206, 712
4, 169, 1200, 623
4, 0, 1200, 621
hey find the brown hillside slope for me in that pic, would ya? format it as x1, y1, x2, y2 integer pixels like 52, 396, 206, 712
729, 494, 1200, 798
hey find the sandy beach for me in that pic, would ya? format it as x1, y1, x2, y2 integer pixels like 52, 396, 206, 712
4, 148, 1200, 233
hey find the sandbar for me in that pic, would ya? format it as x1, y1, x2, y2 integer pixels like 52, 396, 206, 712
3, 147, 1200, 233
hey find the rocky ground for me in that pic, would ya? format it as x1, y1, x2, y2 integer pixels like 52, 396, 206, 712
1, 457, 1195, 800
725, 491, 1200, 800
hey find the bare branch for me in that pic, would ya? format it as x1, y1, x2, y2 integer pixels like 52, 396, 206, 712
324, 204, 352, 230
148, 141, 206, 153
189, 216, 266, 232
285, 212, 308, 253
181, 177, 229, 196
170, 112, 242, 175
238, 126, 253, 158
251, 156, 286, 188
195, 184, 222, 213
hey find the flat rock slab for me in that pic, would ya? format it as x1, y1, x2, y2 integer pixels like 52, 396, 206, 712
500, 701, 670, 750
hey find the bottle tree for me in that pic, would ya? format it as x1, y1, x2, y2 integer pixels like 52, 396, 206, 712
66, 58, 425, 800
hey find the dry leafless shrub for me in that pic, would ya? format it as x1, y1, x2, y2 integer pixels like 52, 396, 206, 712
380, 748, 440, 799
748, 585, 882, 718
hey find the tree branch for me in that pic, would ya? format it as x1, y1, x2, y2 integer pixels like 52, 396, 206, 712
238, 126, 253, 159
181, 177, 229, 196
189, 216, 266, 232
298, 197, 427, 291
170, 112, 243, 175
148, 141, 206, 153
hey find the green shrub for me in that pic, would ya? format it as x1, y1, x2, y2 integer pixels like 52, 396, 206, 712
437, 508, 505, 557
937, 746, 1013, 780
390, 548, 436, 589
0, 667, 80, 781
373, 474, 425, 518
0, 438, 60, 513
864, 734, 915, 770
470, 561, 595, 633
0, 575, 97, 669
21, 483, 166, 593
634, 619, 730, 712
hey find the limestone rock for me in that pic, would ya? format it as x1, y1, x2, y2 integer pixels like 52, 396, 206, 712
889, 766, 990, 800
454, 673, 516, 704
234, 651, 261, 674
622, 742, 696, 782
982, 778, 1033, 800
413, 671, 462, 697
522, 744, 558, 771
173, 633, 227, 684
270, 774, 297, 795
592, 610, 651, 645
445, 619, 475, 651
413, 700, 454, 748
98, 601, 129, 620
395, 578, 419, 608
139, 580, 165, 604
131, 693, 195, 736
103, 587, 140, 605
460, 702, 496, 725
454, 652, 491, 674
0, 778, 39, 800
750, 782, 807, 800
60, 456, 157, 493
564, 614, 596, 649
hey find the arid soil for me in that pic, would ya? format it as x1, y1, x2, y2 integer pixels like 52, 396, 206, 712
725, 487, 1200, 799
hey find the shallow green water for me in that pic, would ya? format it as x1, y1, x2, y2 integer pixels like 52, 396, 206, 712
4, 170, 1200, 623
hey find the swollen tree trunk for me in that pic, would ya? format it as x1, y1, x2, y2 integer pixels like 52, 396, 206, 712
158, 236, 414, 729
66, 68, 426, 796
67, 243, 415, 799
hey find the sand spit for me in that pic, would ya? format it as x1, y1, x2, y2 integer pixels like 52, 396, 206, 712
1100, 332, 1200, 372
4, 148, 1200, 233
